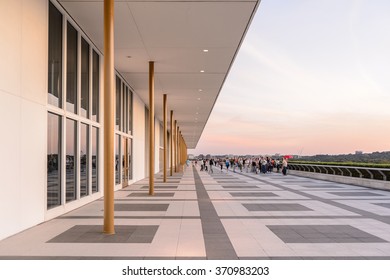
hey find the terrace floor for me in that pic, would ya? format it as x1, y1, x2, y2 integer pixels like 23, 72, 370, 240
2, 165, 390, 259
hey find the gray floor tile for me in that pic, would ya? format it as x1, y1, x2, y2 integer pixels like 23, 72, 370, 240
141, 186, 178, 189
114, 203, 169, 211
47, 225, 158, 243
230, 192, 278, 197
268, 225, 388, 243
374, 203, 390, 209
329, 192, 384, 197
127, 192, 175, 197
222, 185, 258, 188
243, 203, 311, 211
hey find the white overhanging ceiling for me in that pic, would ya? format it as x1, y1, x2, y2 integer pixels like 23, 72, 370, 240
59, 0, 260, 148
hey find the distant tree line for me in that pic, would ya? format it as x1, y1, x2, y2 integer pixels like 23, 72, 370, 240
293, 151, 390, 164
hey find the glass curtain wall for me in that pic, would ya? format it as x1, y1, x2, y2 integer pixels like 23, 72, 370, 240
128, 139, 133, 181
66, 22, 78, 114
66, 118, 77, 202
144, 107, 149, 177
47, 2, 136, 207
80, 38, 90, 118
92, 51, 99, 122
115, 134, 120, 184
47, 2, 101, 209
123, 86, 128, 134
116, 77, 121, 131
129, 89, 133, 134
92, 127, 98, 193
80, 123, 89, 197
47, 113, 61, 209
115, 75, 134, 185
159, 123, 163, 171
48, 2, 62, 107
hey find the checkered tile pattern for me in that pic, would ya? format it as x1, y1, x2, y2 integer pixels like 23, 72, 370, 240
2, 165, 390, 259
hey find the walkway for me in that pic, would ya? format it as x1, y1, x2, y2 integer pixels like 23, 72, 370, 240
2, 166, 390, 259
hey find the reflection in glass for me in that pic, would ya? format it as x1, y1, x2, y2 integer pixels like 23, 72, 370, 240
48, 2, 62, 107
128, 138, 133, 180
92, 51, 99, 122
144, 107, 149, 176
47, 113, 61, 209
116, 77, 121, 131
123, 86, 127, 133
66, 22, 78, 114
92, 127, 98, 193
66, 118, 77, 202
129, 90, 133, 134
115, 134, 120, 184
167, 131, 170, 167
81, 38, 90, 118
122, 137, 126, 182
159, 148, 164, 172
160, 123, 163, 147
80, 123, 89, 197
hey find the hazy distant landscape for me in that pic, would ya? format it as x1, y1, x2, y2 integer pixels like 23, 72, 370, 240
290, 151, 390, 168
295, 151, 390, 163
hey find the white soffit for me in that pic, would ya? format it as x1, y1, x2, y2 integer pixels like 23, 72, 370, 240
59, 0, 260, 148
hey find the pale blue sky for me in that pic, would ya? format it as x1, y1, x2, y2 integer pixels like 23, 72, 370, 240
190, 0, 390, 156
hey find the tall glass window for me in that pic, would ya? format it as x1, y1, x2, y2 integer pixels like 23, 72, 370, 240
115, 134, 120, 184
47, 113, 61, 209
92, 50, 99, 122
160, 123, 164, 147
66, 118, 77, 202
80, 38, 90, 118
66, 22, 78, 114
129, 90, 133, 134
47, 3, 102, 210
122, 137, 126, 182
48, 2, 63, 107
123, 86, 127, 133
128, 138, 133, 180
116, 76, 121, 131
80, 123, 89, 197
92, 127, 98, 193
159, 123, 164, 172
159, 148, 164, 172
144, 107, 149, 176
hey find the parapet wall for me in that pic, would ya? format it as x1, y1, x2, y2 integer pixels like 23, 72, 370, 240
289, 170, 390, 192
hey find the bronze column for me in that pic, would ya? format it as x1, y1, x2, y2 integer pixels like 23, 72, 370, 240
174, 120, 177, 172
163, 94, 167, 182
170, 110, 173, 176
149, 61, 155, 195
103, 0, 115, 234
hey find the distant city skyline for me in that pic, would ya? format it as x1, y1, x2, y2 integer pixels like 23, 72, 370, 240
189, 0, 390, 156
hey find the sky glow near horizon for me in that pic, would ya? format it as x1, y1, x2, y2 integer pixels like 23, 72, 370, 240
189, 0, 390, 156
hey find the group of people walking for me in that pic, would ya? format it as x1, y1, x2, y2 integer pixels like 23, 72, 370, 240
196, 156, 289, 175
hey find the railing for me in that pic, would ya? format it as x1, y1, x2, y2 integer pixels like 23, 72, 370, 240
288, 163, 390, 182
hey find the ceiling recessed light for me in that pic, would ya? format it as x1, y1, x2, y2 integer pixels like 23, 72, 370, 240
197, 98, 201, 100
203, 49, 209, 53
198, 89, 203, 92
200, 70, 205, 73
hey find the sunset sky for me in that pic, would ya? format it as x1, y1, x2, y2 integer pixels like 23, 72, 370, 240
190, 0, 390, 156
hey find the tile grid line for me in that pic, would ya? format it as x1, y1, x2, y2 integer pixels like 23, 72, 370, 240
193, 166, 238, 259
236, 172, 390, 225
